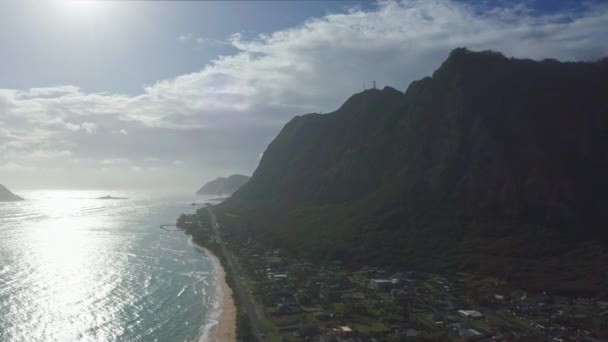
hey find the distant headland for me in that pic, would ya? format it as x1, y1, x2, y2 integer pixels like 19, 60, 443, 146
0, 184, 24, 202
196, 174, 249, 196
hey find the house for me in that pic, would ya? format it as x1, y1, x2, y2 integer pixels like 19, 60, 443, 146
555, 296, 571, 305
274, 274, 288, 281
368, 279, 393, 291
314, 312, 333, 321
460, 328, 484, 341
447, 322, 461, 330
432, 312, 445, 325
598, 301, 608, 310
404, 271, 431, 281
277, 303, 303, 315
436, 300, 455, 310
332, 326, 354, 337
514, 303, 533, 315
390, 288, 415, 302
528, 294, 551, 306
319, 334, 361, 342
297, 324, 322, 339
402, 328, 421, 341
458, 310, 485, 320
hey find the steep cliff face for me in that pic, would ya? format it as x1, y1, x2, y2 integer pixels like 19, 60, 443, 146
196, 174, 250, 196
0, 185, 24, 202
221, 48, 608, 295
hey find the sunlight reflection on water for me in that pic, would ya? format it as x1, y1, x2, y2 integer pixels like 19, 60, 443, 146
0, 190, 218, 342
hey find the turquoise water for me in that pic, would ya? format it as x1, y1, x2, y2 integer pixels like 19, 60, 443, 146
0, 190, 220, 342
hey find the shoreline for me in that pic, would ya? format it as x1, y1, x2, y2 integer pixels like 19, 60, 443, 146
191, 240, 237, 342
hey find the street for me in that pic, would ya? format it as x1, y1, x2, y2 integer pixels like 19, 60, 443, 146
207, 206, 266, 341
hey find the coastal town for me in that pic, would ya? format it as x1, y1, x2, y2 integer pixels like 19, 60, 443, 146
235, 243, 608, 342
177, 208, 608, 342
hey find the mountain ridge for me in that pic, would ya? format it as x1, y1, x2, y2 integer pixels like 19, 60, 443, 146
219, 48, 608, 295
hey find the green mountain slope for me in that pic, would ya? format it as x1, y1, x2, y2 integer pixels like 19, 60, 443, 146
219, 48, 608, 295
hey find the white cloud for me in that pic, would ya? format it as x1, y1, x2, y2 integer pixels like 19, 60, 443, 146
81, 122, 97, 133
0, 162, 31, 172
0, 148, 74, 177
111, 128, 129, 135
23, 85, 80, 97
102, 158, 131, 165
65, 122, 81, 131
179, 33, 193, 42
62, 121, 96, 133
2, 0, 608, 189
179, 33, 230, 49
6, 1, 607, 132
24, 149, 73, 160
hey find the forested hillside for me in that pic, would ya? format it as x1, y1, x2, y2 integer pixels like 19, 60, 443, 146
219, 48, 608, 295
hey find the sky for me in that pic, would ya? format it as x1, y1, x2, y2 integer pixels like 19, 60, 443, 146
1, 0, 607, 190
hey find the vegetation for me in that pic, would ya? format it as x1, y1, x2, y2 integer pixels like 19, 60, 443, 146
218, 48, 608, 296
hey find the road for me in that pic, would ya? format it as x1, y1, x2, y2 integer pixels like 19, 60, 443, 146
206, 206, 266, 341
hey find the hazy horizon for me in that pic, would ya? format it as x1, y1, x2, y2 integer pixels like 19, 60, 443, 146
2, 0, 608, 190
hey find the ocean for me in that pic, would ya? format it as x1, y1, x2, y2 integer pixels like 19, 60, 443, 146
0, 190, 221, 342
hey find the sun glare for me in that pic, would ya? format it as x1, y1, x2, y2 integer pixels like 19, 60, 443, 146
54, 0, 104, 17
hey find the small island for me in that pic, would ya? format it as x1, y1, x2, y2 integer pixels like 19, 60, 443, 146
96, 195, 129, 200
0, 184, 24, 202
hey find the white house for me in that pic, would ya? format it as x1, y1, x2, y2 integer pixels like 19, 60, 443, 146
458, 310, 484, 320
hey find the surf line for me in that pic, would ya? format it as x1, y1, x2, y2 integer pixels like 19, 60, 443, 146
160, 224, 181, 231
